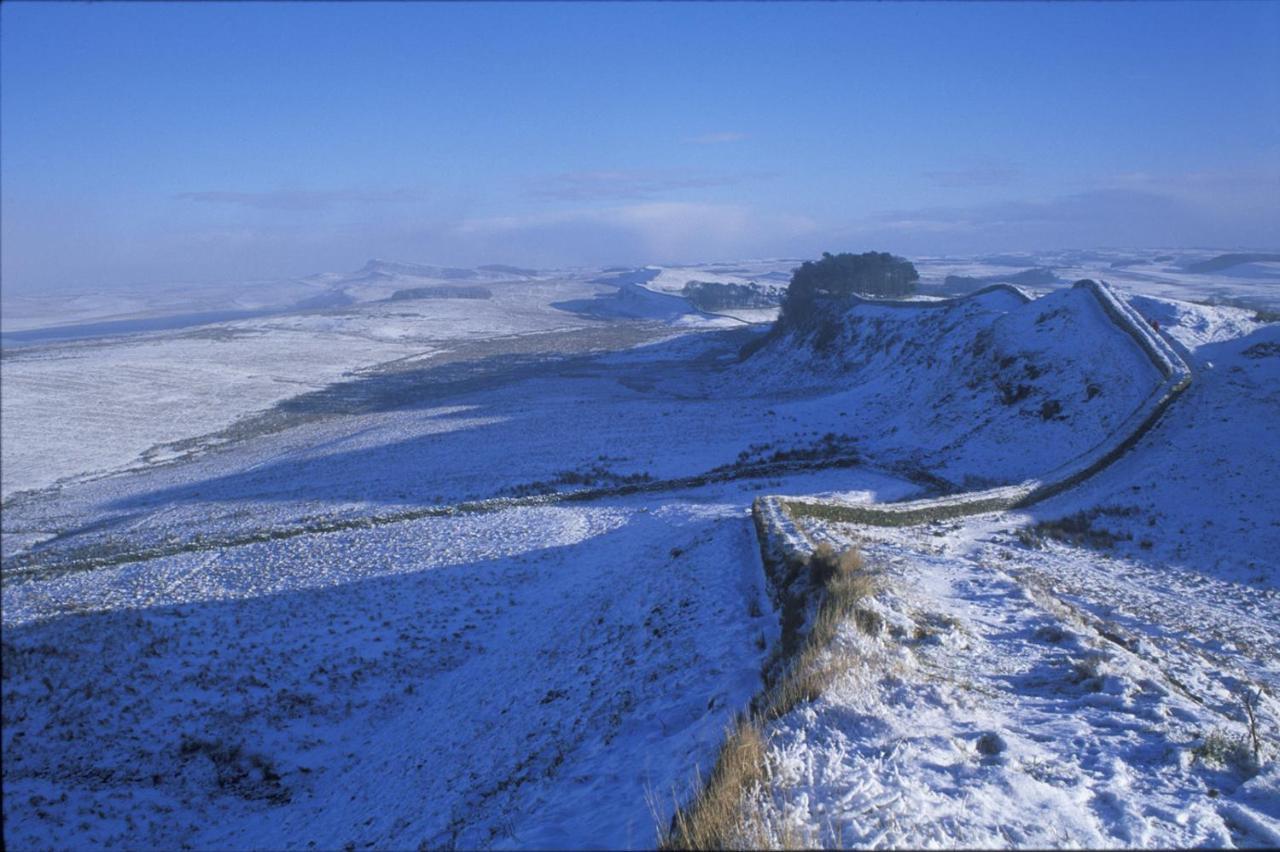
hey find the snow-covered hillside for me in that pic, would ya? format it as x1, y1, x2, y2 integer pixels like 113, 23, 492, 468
733, 296, 1279, 848
3, 255, 1277, 849
741, 284, 1161, 487
915, 248, 1280, 311
746, 518, 1280, 847
2, 491, 775, 849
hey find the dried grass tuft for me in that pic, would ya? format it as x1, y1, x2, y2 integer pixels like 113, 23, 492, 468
662, 543, 878, 848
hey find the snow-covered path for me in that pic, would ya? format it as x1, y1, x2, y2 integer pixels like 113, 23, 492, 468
756, 522, 1280, 847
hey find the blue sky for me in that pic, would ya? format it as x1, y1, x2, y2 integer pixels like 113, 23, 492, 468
3, 1, 1278, 292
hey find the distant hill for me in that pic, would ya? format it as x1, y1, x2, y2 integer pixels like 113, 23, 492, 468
1185, 253, 1280, 274
388, 286, 492, 301
943, 267, 1057, 293
358, 259, 478, 280
477, 264, 540, 277
739, 283, 1161, 486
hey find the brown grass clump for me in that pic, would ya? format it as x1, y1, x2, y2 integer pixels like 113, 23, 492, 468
808, 541, 865, 585
761, 547, 877, 721
758, 642, 834, 723
662, 718, 768, 850
662, 543, 878, 848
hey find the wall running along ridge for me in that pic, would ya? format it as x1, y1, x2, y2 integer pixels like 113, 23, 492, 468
756, 279, 1192, 555
678, 279, 1190, 843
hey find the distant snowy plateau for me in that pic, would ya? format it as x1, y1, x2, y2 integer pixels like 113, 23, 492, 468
2, 248, 1278, 848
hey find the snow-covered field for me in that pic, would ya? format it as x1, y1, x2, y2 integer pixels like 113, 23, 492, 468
1, 268, 627, 499
914, 248, 1280, 311
2, 251, 1277, 848
3, 491, 773, 849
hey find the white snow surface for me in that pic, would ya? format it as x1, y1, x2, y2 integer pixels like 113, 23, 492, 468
755, 517, 1280, 848
3, 493, 770, 849
915, 247, 1280, 311
3, 252, 1278, 849
742, 283, 1163, 487
1, 271, 628, 499
749, 293, 1279, 849
638, 260, 798, 297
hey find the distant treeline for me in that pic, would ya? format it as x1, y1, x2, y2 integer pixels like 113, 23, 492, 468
681, 280, 783, 312
740, 251, 921, 358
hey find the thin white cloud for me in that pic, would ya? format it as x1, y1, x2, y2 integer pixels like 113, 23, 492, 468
868, 189, 1196, 234
1088, 167, 1280, 218
840, 185, 1280, 254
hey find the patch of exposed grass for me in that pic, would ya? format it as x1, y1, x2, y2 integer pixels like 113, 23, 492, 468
178, 736, 290, 804
808, 541, 864, 585
1243, 340, 1280, 358
1068, 653, 1111, 693
1193, 728, 1261, 776
662, 719, 769, 850
662, 542, 878, 849
1016, 506, 1138, 550
758, 553, 878, 722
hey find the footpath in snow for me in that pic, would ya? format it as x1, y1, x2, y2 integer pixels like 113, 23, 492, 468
739, 290, 1279, 847
751, 520, 1280, 847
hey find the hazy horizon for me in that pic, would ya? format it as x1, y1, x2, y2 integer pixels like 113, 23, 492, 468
3, 1, 1278, 295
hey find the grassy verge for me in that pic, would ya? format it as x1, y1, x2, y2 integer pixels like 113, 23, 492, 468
660, 542, 878, 850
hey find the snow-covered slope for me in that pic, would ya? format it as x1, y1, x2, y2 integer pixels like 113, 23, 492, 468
738, 294, 1279, 848
916, 248, 1280, 311
741, 283, 1163, 487
299, 258, 546, 304
639, 260, 799, 298
747, 521, 1280, 847
0, 270, 618, 499
3, 254, 1275, 850
0, 259, 545, 340
1019, 296, 1278, 584
1, 492, 776, 850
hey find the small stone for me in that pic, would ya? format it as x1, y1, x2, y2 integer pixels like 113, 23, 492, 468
976, 732, 1006, 756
